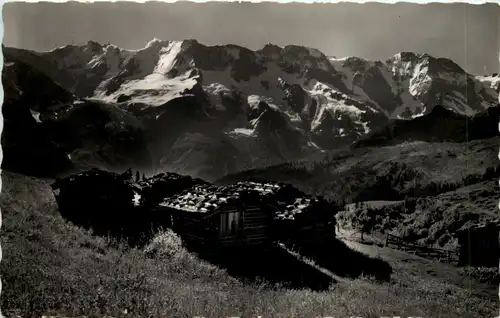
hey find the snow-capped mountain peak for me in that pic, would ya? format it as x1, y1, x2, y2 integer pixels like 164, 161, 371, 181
5, 39, 498, 148
3, 39, 499, 180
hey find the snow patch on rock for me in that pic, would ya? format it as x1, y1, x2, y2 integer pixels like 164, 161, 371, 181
30, 109, 42, 123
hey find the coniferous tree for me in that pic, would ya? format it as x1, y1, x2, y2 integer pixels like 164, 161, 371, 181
125, 168, 133, 180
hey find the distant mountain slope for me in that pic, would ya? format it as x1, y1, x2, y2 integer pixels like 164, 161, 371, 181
2, 55, 75, 176
353, 104, 500, 148
2, 54, 153, 177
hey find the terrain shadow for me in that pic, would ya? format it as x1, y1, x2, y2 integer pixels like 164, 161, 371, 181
187, 243, 335, 291
289, 238, 393, 282
56, 202, 172, 247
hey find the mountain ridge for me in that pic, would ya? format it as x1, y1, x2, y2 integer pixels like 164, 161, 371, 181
2, 39, 499, 180
5, 39, 497, 116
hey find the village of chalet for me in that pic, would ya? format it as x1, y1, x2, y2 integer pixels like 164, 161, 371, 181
51, 168, 338, 253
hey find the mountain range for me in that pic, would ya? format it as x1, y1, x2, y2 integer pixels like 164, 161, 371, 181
2, 39, 499, 180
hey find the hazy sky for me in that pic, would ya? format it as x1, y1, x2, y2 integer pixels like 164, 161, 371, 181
3, 2, 499, 75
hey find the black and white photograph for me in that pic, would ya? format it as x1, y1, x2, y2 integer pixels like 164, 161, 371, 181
1, 1, 500, 317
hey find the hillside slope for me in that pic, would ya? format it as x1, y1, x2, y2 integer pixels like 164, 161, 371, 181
0, 170, 496, 317
353, 104, 500, 148
219, 137, 500, 200
337, 180, 500, 248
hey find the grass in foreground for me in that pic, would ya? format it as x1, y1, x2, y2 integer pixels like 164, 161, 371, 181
0, 170, 496, 317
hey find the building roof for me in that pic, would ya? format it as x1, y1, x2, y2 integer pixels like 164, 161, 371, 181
159, 180, 318, 218
277, 197, 318, 220
137, 172, 208, 206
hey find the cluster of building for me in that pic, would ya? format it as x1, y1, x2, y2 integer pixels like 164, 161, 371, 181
51, 169, 337, 251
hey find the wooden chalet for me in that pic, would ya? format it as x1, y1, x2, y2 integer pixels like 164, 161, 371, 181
154, 181, 337, 252
454, 220, 500, 267
50, 168, 206, 246
50, 168, 141, 240
51, 168, 136, 212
